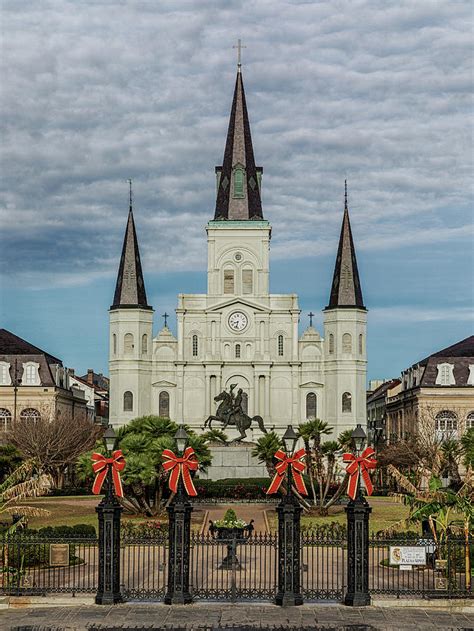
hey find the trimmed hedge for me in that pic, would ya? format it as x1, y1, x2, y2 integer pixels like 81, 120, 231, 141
195, 478, 271, 499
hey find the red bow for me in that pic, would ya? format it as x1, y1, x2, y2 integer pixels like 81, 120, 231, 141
266, 448, 308, 496
91, 450, 126, 498
162, 447, 199, 496
343, 447, 377, 500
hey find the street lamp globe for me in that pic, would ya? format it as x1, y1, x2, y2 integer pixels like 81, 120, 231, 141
175, 426, 189, 454
103, 426, 116, 453
282, 425, 298, 456
351, 424, 366, 455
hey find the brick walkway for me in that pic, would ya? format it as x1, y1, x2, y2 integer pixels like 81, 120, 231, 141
1, 603, 473, 630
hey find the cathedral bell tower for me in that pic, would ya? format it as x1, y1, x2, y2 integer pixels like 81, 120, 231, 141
109, 184, 154, 427
323, 182, 367, 435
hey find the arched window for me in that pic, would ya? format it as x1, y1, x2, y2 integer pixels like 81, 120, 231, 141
124, 333, 134, 354
342, 392, 352, 413
241, 392, 248, 414
342, 333, 352, 354
306, 393, 317, 420
242, 269, 253, 294
0, 408, 12, 432
235, 344, 241, 358
466, 412, 474, 429
159, 391, 170, 418
329, 334, 334, 354
20, 408, 41, 422
113, 334, 117, 355
224, 269, 235, 294
435, 410, 457, 433
192, 335, 198, 357
142, 334, 148, 355
358, 334, 363, 355
123, 391, 133, 412
233, 167, 244, 198
278, 335, 284, 357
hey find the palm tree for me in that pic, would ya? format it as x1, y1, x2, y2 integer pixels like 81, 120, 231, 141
0, 460, 52, 530
297, 419, 333, 510
251, 432, 282, 478
461, 428, 474, 469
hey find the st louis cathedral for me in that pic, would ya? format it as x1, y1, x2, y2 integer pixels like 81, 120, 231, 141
109, 61, 367, 440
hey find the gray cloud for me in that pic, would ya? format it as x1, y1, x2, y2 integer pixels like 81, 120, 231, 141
0, 0, 472, 288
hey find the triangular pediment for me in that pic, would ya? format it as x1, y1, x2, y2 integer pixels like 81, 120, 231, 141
300, 381, 324, 388
152, 380, 176, 388
206, 298, 270, 314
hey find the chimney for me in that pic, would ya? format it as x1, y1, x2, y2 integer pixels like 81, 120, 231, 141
87, 369, 94, 385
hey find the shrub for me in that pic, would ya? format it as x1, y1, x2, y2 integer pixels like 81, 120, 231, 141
35, 524, 96, 538
121, 520, 168, 540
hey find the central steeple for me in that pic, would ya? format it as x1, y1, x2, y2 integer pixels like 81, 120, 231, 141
214, 60, 263, 221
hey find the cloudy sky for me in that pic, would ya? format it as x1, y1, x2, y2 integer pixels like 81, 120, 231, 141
1, 0, 472, 382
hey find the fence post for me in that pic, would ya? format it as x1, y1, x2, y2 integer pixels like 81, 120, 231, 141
275, 464, 303, 606
95, 469, 123, 605
344, 493, 371, 606
165, 483, 193, 604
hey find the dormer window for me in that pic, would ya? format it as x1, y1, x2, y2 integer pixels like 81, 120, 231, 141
22, 362, 40, 386
467, 365, 474, 386
233, 167, 245, 198
436, 363, 455, 386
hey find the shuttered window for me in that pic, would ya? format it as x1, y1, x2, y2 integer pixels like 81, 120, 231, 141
224, 269, 234, 294
242, 269, 253, 294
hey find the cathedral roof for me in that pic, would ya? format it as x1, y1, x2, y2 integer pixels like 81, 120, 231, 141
111, 193, 151, 311
326, 182, 365, 310
214, 65, 263, 221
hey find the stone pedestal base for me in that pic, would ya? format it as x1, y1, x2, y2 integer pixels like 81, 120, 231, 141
199, 442, 268, 480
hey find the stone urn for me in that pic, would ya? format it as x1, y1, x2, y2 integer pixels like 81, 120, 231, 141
209, 519, 254, 569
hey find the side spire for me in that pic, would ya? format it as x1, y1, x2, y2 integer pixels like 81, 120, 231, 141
111, 182, 151, 310
326, 181, 365, 310
214, 51, 263, 221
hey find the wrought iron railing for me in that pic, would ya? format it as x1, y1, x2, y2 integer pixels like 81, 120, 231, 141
369, 534, 473, 599
120, 531, 168, 600
301, 532, 347, 601
0, 532, 98, 595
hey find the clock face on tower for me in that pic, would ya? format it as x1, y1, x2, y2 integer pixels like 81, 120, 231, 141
228, 311, 248, 332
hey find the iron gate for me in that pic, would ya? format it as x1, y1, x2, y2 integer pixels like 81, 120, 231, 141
121, 530, 347, 602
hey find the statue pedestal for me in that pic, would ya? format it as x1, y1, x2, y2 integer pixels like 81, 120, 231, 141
199, 441, 268, 481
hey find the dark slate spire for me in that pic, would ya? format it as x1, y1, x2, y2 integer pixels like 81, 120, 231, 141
111, 182, 151, 310
326, 181, 365, 310
214, 63, 263, 220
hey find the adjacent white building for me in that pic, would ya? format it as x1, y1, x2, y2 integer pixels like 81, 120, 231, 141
109, 64, 368, 439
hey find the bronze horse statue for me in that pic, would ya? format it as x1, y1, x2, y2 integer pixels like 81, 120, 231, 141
204, 387, 267, 442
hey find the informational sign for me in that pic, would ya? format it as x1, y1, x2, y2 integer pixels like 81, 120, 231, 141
435, 559, 447, 570
435, 576, 448, 590
389, 546, 426, 566
49, 543, 70, 567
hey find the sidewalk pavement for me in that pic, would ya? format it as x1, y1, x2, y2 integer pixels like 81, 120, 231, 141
0, 602, 473, 631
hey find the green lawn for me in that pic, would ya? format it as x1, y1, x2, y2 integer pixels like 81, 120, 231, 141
15, 496, 206, 531
267, 496, 411, 534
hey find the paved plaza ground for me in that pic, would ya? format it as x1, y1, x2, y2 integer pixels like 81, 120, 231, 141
0, 602, 473, 631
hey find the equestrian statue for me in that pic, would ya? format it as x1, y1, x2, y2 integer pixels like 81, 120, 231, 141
204, 384, 267, 442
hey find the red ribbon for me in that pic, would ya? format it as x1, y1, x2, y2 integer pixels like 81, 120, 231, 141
343, 447, 377, 500
91, 450, 126, 498
162, 447, 199, 496
266, 448, 308, 496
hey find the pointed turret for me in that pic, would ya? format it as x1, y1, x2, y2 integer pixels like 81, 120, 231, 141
214, 64, 263, 221
326, 182, 365, 309
111, 186, 151, 310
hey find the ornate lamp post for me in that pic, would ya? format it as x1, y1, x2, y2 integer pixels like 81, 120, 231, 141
275, 424, 303, 607
95, 425, 123, 605
344, 423, 372, 607
165, 426, 194, 605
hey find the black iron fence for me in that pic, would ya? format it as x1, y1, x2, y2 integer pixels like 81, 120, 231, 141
369, 534, 473, 599
1, 529, 471, 603
0, 532, 98, 595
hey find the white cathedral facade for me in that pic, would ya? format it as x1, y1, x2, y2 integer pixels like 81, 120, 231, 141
109, 64, 367, 440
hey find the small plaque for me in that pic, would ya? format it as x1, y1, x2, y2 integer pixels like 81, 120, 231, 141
435, 559, 447, 570
49, 543, 70, 567
435, 576, 448, 590
390, 546, 426, 566
400, 564, 412, 571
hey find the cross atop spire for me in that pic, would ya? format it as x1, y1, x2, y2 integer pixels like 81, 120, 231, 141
214, 61, 263, 221
111, 184, 151, 311
326, 183, 365, 310
233, 39, 246, 72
